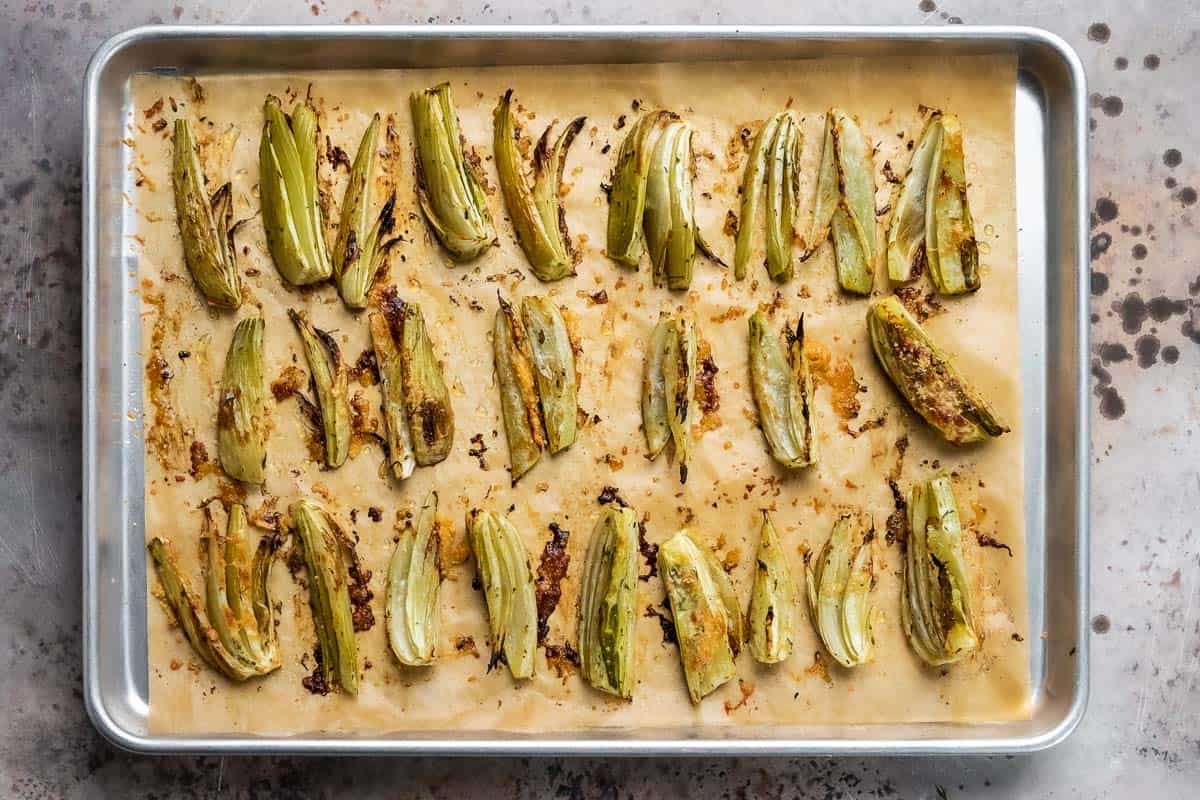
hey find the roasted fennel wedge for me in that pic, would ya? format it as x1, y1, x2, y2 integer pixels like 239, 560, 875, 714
172, 118, 242, 307
748, 512, 797, 664
259, 96, 332, 286
290, 499, 359, 695
747, 310, 816, 468
577, 505, 640, 698
903, 474, 980, 665
804, 510, 876, 669
521, 295, 578, 453
410, 83, 495, 261
332, 114, 398, 309
147, 502, 280, 681
386, 491, 443, 667
734, 111, 801, 282
885, 112, 979, 293
493, 296, 548, 482
607, 110, 675, 266
466, 508, 538, 680
925, 114, 980, 295
605, 110, 722, 281
288, 309, 352, 468
217, 316, 268, 484
492, 294, 578, 480
867, 295, 1007, 445
886, 114, 942, 283
643, 120, 697, 289
641, 314, 698, 483
493, 90, 585, 281
370, 287, 455, 477
658, 529, 742, 703
805, 109, 877, 295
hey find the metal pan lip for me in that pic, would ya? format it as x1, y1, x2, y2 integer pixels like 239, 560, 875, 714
82, 23, 1089, 756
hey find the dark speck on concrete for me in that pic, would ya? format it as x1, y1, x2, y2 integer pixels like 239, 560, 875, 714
1098, 342, 1131, 363
1132, 243, 1148, 260
1163, 149, 1182, 167
1184, 315, 1200, 345
1166, 177, 1178, 189
1162, 345, 1180, 364
1091, 270, 1110, 295
6, 178, 34, 204
1135, 334, 1160, 368
1095, 196, 1119, 222
1143, 54, 1160, 70
1146, 295, 1186, 322
1115, 56, 1129, 70
1178, 186, 1197, 206
1091, 232, 1112, 261
918, 0, 936, 11
1092, 614, 1111, 634
1114, 292, 1148, 334
1099, 386, 1126, 419
1087, 22, 1111, 43
1101, 96, 1124, 117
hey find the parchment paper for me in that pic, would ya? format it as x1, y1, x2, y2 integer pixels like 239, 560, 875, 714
131, 54, 1028, 736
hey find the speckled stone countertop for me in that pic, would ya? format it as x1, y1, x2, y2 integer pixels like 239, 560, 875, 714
1, 1, 1195, 797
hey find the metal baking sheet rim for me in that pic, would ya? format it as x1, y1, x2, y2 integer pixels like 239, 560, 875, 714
81, 24, 1090, 756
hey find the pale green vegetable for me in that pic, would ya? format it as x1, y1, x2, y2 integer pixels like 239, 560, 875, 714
288, 309, 351, 468
926, 114, 980, 295
493, 90, 584, 281
644, 121, 697, 290
748, 512, 797, 664
903, 474, 981, 665
578, 505, 640, 698
217, 317, 267, 484
804, 510, 876, 668
369, 299, 415, 480
493, 296, 547, 482
805, 109, 877, 294
410, 83, 495, 261
747, 310, 816, 468
607, 110, 674, 266
641, 318, 673, 459
259, 96, 333, 286
886, 115, 942, 283
172, 119, 241, 307
386, 492, 442, 666
290, 498, 358, 694
521, 296, 578, 453
466, 508, 538, 679
662, 315, 697, 483
641, 314, 699, 482
333, 114, 398, 309
867, 295, 1007, 445
148, 502, 280, 682
658, 529, 742, 703
734, 112, 786, 281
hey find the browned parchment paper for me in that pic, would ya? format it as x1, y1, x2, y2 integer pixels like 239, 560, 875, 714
131, 53, 1028, 736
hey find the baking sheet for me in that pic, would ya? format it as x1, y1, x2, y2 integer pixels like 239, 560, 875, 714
129, 53, 1028, 736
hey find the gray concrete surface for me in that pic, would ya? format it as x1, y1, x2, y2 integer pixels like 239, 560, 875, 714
1, 0, 1196, 796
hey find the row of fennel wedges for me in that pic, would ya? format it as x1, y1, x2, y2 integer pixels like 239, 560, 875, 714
174, 83, 983, 310
210, 286, 1006, 501
150, 471, 982, 703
